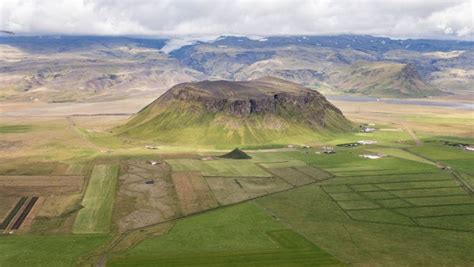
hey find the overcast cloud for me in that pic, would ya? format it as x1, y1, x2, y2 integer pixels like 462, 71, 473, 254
0, 0, 472, 40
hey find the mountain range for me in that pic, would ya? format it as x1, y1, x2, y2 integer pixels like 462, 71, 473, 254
1, 35, 472, 101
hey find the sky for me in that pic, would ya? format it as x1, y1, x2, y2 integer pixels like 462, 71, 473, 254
0, 0, 472, 40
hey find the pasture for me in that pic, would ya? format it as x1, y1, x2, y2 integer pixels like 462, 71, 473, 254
108, 203, 342, 266
73, 164, 119, 234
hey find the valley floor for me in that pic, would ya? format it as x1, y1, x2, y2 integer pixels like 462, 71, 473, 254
0, 97, 473, 266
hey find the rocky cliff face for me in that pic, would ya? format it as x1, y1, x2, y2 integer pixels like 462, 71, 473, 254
161, 86, 340, 117
152, 77, 346, 128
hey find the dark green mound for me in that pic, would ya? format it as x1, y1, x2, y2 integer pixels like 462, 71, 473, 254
220, 148, 252, 159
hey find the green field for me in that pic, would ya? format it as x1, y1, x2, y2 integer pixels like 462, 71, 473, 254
0, 235, 108, 267
73, 164, 120, 234
256, 184, 474, 265
166, 159, 271, 177
108, 202, 342, 266
0, 124, 33, 134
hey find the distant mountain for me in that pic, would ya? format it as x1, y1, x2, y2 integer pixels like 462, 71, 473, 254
117, 77, 351, 146
329, 62, 445, 98
0, 35, 472, 101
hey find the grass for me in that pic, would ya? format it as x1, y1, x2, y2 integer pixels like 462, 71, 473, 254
166, 159, 271, 177
366, 147, 435, 165
0, 235, 108, 267
108, 202, 342, 266
116, 99, 353, 148
256, 184, 474, 265
267, 167, 315, 186
0, 124, 33, 134
73, 164, 119, 234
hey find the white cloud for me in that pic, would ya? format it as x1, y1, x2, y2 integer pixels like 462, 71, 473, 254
0, 0, 472, 40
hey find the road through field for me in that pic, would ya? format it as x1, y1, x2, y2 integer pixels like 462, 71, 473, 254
66, 116, 107, 153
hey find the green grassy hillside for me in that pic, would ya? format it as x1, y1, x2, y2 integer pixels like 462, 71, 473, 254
117, 101, 351, 147
116, 78, 353, 147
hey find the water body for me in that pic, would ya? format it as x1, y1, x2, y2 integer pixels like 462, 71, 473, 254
328, 95, 474, 110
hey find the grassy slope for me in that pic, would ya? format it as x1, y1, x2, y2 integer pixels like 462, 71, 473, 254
73, 164, 120, 234
117, 100, 352, 148
0, 235, 108, 267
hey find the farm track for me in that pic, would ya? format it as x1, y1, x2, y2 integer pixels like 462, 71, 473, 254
66, 116, 107, 153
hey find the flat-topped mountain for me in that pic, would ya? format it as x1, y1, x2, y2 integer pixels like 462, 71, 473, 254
117, 77, 351, 146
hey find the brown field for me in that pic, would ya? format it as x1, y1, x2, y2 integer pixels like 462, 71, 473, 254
0, 175, 84, 196
114, 160, 181, 232
37, 194, 83, 218
332, 100, 473, 137
206, 177, 291, 205
171, 172, 218, 215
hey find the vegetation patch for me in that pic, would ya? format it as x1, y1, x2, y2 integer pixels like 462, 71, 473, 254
0, 235, 108, 267
73, 164, 119, 234
108, 203, 342, 266
0, 124, 33, 134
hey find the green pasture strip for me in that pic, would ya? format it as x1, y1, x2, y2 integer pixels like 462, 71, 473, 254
366, 148, 435, 165
166, 159, 217, 172
347, 209, 416, 226
202, 160, 271, 177
337, 200, 381, 210
349, 184, 380, 192
415, 215, 474, 232
389, 187, 468, 198
376, 180, 459, 190
359, 191, 399, 199
109, 249, 343, 267
266, 230, 317, 249
0, 124, 33, 134
395, 204, 474, 218
166, 159, 271, 177
409, 144, 474, 161
295, 166, 333, 181
73, 164, 119, 234
328, 172, 452, 185
247, 152, 298, 163
405, 195, 474, 206
375, 199, 413, 208
0, 197, 27, 230
259, 160, 307, 169
322, 185, 353, 193
267, 167, 315, 186
329, 192, 365, 201
0, 235, 108, 267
